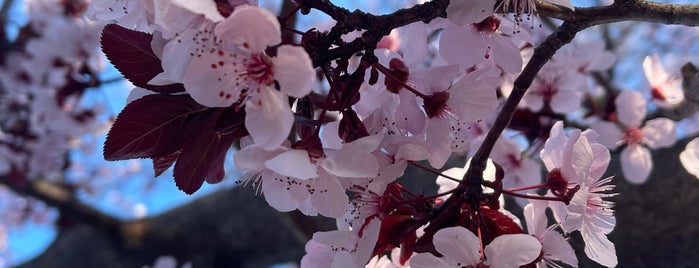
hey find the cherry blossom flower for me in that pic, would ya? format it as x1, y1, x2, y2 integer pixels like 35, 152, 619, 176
410, 226, 541, 268
643, 54, 684, 108
182, 5, 315, 149
490, 136, 541, 206
518, 64, 587, 113
680, 137, 699, 179
541, 121, 617, 267
439, 15, 524, 74
235, 135, 384, 218
523, 200, 578, 268
591, 90, 676, 184
301, 218, 381, 268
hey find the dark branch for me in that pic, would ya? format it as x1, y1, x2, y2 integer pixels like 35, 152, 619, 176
538, 1, 699, 26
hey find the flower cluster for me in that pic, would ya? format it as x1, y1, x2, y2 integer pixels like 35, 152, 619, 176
81, 0, 699, 267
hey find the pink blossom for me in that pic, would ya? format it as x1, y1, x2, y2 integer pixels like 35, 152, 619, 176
182, 5, 315, 150
680, 137, 699, 179
439, 16, 524, 74
410, 226, 541, 268
523, 200, 578, 268
643, 54, 684, 108
541, 122, 617, 267
591, 90, 676, 184
301, 218, 381, 268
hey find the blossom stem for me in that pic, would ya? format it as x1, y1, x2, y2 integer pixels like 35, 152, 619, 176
498, 188, 568, 202
408, 161, 461, 183
505, 183, 548, 192
373, 63, 429, 99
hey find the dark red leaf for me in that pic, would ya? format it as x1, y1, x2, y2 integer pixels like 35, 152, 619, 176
100, 24, 185, 93
173, 110, 235, 194
479, 207, 524, 244
152, 150, 181, 177
103, 94, 209, 161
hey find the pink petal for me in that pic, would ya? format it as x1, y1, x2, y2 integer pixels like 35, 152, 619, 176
581, 223, 618, 267
541, 121, 566, 170
273, 45, 316, 98
542, 231, 578, 267
485, 234, 542, 268
245, 89, 294, 150
615, 90, 646, 128
621, 145, 652, 184
680, 138, 699, 179
445, 0, 495, 26
433, 226, 481, 266
550, 89, 582, 114
410, 253, 453, 268
261, 171, 306, 211
589, 143, 611, 180
233, 145, 284, 171
590, 121, 623, 149
182, 49, 239, 107
439, 24, 486, 67
490, 35, 523, 74
265, 150, 317, 180
643, 54, 666, 87
641, 117, 676, 149
214, 5, 281, 52
449, 80, 498, 123
310, 170, 349, 218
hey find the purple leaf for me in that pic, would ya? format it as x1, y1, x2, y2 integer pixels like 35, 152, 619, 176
152, 150, 181, 177
104, 94, 210, 161
173, 110, 236, 194
100, 24, 185, 93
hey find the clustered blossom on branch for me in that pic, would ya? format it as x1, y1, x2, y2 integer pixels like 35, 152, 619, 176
50, 0, 697, 267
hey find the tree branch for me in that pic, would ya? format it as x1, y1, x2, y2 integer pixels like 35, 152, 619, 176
538, 1, 699, 26
0, 178, 123, 237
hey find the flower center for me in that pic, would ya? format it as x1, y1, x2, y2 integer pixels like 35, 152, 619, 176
623, 127, 644, 146
474, 16, 501, 32
244, 53, 275, 86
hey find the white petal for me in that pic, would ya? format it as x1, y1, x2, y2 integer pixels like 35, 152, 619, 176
620, 145, 653, 184
615, 90, 646, 128
641, 118, 676, 149
449, 80, 498, 123
245, 89, 294, 150
215, 5, 281, 51
273, 45, 315, 98
439, 24, 486, 67
182, 49, 239, 107
261, 171, 306, 211
561, 133, 593, 184
409, 253, 453, 268
233, 145, 285, 171
581, 223, 618, 267
265, 150, 317, 179
491, 35, 523, 74
589, 144, 611, 180
485, 234, 542, 268
446, 0, 495, 26
680, 138, 699, 179
550, 90, 582, 114
541, 121, 566, 170
542, 231, 578, 267
590, 121, 623, 149
433, 226, 481, 266
643, 54, 666, 86
310, 171, 349, 218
